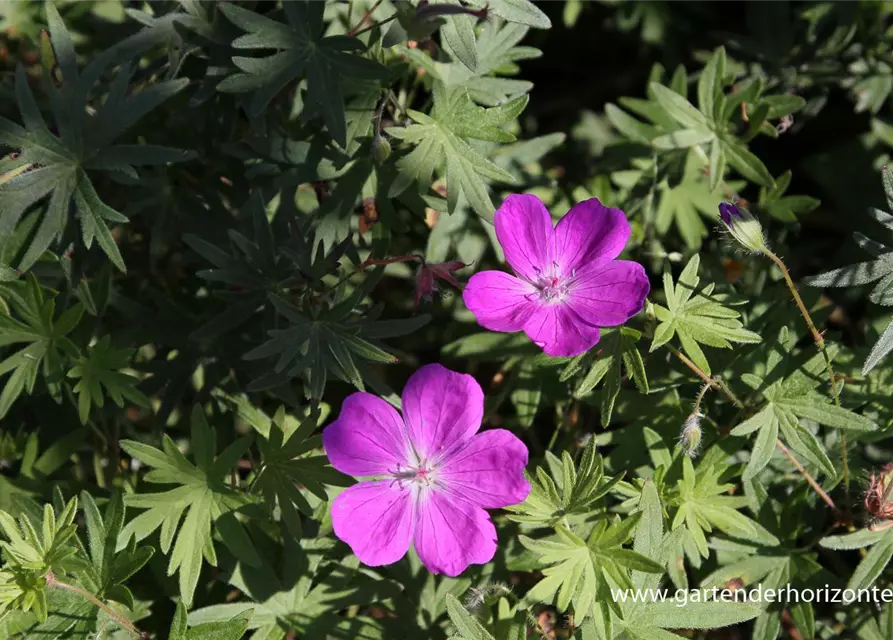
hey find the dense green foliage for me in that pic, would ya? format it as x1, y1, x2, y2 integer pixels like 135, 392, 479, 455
0, 1, 893, 638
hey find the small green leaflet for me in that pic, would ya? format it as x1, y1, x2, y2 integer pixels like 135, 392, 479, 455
388, 82, 524, 219
119, 406, 260, 607
67, 335, 149, 424
650, 254, 761, 375
0, 4, 192, 272
505, 437, 620, 527
520, 512, 663, 622
217, 1, 389, 142
804, 181, 893, 374
821, 527, 893, 592
731, 327, 877, 481
73, 491, 154, 623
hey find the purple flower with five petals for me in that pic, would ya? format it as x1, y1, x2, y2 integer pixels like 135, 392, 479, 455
323, 364, 530, 576
462, 195, 650, 357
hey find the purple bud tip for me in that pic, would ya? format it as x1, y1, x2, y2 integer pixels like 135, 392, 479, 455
718, 202, 741, 225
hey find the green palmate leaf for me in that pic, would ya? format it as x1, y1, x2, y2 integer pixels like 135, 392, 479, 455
0, 275, 82, 418
0, 4, 192, 272
118, 406, 259, 607
389, 82, 524, 219
218, 1, 389, 142
253, 406, 350, 537
67, 335, 149, 424
505, 437, 620, 526
671, 456, 764, 559
0, 497, 80, 624
655, 151, 745, 249
731, 327, 877, 480
520, 512, 662, 622
400, 19, 541, 106
650, 254, 761, 374
243, 278, 426, 400
570, 327, 648, 426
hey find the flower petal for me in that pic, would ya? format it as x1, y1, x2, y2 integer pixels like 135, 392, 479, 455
567, 260, 650, 326
414, 491, 496, 576
554, 199, 630, 275
494, 194, 554, 280
402, 364, 483, 459
331, 481, 415, 567
462, 271, 538, 332
440, 430, 531, 508
323, 393, 409, 477
523, 304, 601, 357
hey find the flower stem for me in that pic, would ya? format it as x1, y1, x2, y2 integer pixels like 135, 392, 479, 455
347, 0, 384, 36
665, 344, 744, 408
665, 344, 840, 515
776, 441, 841, 516
46, 572, 142, 638
763, 249, 849, 493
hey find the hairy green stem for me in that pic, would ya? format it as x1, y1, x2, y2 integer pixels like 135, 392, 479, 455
763, 249, 849, 493
46, 572, 142, 638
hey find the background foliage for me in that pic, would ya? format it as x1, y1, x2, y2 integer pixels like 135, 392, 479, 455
0, 1, 892, 638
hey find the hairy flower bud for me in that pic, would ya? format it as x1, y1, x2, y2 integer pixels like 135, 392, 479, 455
680, 412, 703, 458
718, 201, 768, 254
371, 134, 391, 165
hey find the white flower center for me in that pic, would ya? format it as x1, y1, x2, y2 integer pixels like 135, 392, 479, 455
530, 263, 575, 303
390, 458, 440, 491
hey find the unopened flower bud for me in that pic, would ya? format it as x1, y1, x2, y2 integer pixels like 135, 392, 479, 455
371, 134, 391, 165
415, 260, 466, 306
718, 201, 768, 254
680, 412, 703, 458
866, 463, 893, 522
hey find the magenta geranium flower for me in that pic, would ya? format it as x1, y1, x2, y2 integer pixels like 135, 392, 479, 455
322, 364, 530, 576
462, 195, 650, 357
